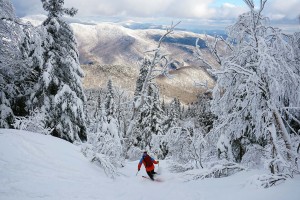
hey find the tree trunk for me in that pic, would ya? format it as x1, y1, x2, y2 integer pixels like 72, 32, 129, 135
273, 109, 292, 159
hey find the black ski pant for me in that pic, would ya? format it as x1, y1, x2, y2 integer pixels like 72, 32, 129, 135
146, 170, 156, 180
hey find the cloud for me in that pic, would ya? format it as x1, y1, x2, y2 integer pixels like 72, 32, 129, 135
10, 0, 300, 22
62, 0, 216, 18
11, 0, 241, 19
11, 0, 43, 17
265, 0, 300, 20
165, 0, 215, 19
214, 3, 247, 19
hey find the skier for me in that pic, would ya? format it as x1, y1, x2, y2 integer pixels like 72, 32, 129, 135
137, 151, 159, 180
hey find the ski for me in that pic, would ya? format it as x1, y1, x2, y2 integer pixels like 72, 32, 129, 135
142, 176, 163, 182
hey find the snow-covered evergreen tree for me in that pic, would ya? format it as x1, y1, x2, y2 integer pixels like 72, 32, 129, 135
32, 0, 87, 142
129, 60, 150, 150
0, 0, 22, 127
134, 60, 149, 97
184, 103, 195, 118
193, 93, 215, 133
82, 83, 123, 176
94, 93, 102, 118
103, 80, 122, 146
104, 80, 116, 120
165, 97, 181, 129
135, 83, 166, 156
0, 0, 41, 127
126, 59, 167, 158
161, 98, 166, 113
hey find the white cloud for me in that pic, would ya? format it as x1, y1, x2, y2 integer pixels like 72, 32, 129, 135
264, 0, 300, 20
11, 0, 300, 22
166, 0, 216, 18
63, 0, 216, 18
215, 3, 247, 19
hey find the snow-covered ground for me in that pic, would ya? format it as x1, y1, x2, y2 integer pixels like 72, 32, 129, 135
1, 129, 300, 200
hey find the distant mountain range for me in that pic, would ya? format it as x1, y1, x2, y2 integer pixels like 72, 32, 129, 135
22, 16, 217, 104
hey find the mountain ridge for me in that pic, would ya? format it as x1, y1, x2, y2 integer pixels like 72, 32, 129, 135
22, 16, 216, 103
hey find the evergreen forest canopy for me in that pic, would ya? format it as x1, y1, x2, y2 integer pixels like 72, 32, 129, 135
0, 0, 299, 187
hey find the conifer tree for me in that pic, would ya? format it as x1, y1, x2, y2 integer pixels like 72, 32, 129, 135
129, 61, 167, 154
0, 0, 17, 127
0, 0, 40, 126
33, 0, 87, 142
133, 83, 166, 153
105, 79, 116, 121
161, 98, 166, 112
103, 79, 121, 146
130, 62, 150, 150
166, 97, 181, 129
134, 60, 149, 97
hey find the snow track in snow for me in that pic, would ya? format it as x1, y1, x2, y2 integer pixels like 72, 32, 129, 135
1, 129, 300, 200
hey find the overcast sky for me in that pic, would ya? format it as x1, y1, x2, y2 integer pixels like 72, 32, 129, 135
11, 0, 300, 31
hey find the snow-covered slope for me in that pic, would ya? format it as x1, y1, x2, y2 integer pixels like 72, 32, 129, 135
1, 129, 300, 200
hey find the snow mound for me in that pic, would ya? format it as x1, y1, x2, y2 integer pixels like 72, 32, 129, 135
0, 129, 109, 200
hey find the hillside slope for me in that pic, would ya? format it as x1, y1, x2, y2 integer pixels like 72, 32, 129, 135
22, 16, 216, 103
72, 22, 216, 103
71, 22, 212, 67
1, 129, 300, 200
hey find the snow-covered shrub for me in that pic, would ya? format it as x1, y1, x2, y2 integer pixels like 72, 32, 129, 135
247, 174, 290, 188
12, 109, 52, 135
127, 146, 142, 161
84, 118, 123, 169
150, 134, 166, 159
263, 138, 299, 176
241, 144, 264, 169
82, 89, 124, 178
95, 132, 122, 166
168, 161, 194, 173
165, 127, 192, 163
183, 161, 246, 181
82, 129, 122, 178
0, 92, 14, 128
165, 124, 207, 169
81, 143, 118, 178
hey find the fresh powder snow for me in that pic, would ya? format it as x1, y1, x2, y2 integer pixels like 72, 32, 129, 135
1, 129, 300, 200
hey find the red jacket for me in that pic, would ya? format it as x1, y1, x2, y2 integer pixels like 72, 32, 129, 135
138, 154, 158, 172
